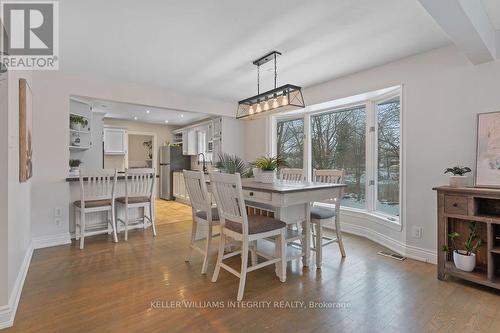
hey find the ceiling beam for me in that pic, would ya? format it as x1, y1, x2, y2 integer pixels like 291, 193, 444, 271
418, 0, 497, 64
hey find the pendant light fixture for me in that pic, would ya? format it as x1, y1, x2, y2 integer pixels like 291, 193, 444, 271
236, 51, 305, 119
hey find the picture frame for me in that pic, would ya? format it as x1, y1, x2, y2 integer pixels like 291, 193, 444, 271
19, 78, 33, 182
475, 111, 500, 188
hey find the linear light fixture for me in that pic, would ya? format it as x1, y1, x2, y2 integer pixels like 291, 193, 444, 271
237, 51, 305, 119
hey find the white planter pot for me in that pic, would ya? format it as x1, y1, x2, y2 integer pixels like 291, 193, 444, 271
70, 122, 83, 131
69, 167, 80, 176
260, 170, 276, 183
252, 168, 261, 182
449, 175, 471, 188
453, 250, 476, 272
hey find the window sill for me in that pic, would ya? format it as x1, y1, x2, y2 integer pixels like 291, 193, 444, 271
314, 203, 403, 232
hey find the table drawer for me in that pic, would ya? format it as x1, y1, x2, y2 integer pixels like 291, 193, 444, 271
244, 190, 272, 202
444, 195, 468, 215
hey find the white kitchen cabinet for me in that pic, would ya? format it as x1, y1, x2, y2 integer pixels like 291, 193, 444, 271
187, 129, 197, 155
173, 171, 190, 204
103, 127, 128, 155
181, 131, 188, 155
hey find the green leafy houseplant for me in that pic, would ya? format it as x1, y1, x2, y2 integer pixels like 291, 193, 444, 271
442, 221, 484, 272
215, 153, 249, 176
69, 159, 82, 168
70, 115, 88, 129
444, 166, 471, 176
252, 155, 287, 171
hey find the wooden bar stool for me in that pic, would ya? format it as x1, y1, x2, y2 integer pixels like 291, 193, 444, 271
115, 168, 156, 240
74, 169, 118, 249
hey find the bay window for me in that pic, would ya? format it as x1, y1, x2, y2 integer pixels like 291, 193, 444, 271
274, 91, 401, 221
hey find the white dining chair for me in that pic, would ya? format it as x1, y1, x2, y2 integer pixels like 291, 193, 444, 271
74, 169, 118, 249
115, 168, 157, 240
210, 172, 287, 301
311, 169, 346, 267
279, 168, 305, 182
183, 170, 220, 275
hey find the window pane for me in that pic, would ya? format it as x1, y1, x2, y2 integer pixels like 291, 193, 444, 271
311, 107, 366, 209
276, 118, 304, 168
377, 97, 400, 216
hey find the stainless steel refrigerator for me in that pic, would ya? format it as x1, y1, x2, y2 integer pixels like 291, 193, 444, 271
159, 146, 191, 200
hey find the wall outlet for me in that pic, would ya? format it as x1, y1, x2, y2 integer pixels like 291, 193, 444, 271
412, 226, 422, 239
54, 207, 63, 217
55, 218, 62, 228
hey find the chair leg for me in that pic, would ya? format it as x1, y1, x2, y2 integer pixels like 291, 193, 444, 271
201, 225, 213, 275
279, 229, 286, 282
111, 205, 118, 243
149, 203, 157, 236
185, 219, 197, 262
107, 210, 112, 235
275, 234, 281, 278
75, 207, 80, 241
237, 241, 249, 301
250, 240, 258, 266
316, 220, 323, 268
211, 233, 226, 283
80, 210, 85, 250
124, 205, 129, 241
335, 214, 346, 257
311, 223, 316, 250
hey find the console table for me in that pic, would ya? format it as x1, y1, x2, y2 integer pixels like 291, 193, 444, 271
434, 186, 500, 289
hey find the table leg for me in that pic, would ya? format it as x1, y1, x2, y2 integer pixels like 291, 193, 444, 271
303, 203, 311, 268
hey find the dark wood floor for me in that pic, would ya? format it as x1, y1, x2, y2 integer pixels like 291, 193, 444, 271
6, 220, 500, 332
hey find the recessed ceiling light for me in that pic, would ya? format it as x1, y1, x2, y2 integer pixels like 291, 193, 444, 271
180, 114, 184, 118
164, 120, 169, 123
133, 116, 138, 120
146, 110, 150, 114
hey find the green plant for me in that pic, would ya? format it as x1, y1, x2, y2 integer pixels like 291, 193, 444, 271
252, 155, 288, 171
442, 221, 483, 256
444, 166, 471, 176
69, 159, 82, 168
215, 153, 249, 175
143, 140, 153, 159
70, 115, 88, 127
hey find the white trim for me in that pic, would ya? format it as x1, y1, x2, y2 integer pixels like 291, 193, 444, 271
331, 221, 436, 264
0, 243, 33, 329
32, 233, 71, 249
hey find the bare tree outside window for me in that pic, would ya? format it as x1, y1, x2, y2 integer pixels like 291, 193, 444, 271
377, 97, 400, 216
277, 118, 304, 168
311, 107, 366, 209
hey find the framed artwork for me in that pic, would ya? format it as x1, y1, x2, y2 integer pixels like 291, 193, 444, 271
19, 78, 33, 182
475, 111, 500, 188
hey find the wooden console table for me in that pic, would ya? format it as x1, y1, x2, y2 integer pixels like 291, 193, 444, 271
434, 186, 500, 289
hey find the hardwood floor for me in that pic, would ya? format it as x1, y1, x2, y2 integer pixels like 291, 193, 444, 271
6, 216, 500, 332
154, 200, 192, 225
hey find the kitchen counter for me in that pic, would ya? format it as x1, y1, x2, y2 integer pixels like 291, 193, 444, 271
66, 173, 159, 181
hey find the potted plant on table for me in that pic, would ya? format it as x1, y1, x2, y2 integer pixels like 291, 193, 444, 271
444, 165, 472, 188
252, 155, 287, 183
442, 221, 483, 272
69, 159, 82, 176
215, 153, 250, 176
70, 115, 88, 131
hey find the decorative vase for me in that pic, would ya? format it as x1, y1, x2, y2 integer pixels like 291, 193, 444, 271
449, 175, 470, 188
252, 168, 261, 182
453, 250, 476, 272
260, 170, 276, 183
71, 122, 82, 131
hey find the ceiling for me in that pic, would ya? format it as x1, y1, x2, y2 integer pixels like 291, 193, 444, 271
482, 0, 500, 30
74, 96, 209, 125
60, 0, 451, 102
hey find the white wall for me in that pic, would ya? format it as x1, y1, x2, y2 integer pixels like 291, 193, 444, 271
30, 71, 232, 246
244, 45, 500, 260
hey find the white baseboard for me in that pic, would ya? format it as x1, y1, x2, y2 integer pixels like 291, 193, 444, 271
338, 222, 437, 264
32, 233, 71, 249
0, 243, 33, 329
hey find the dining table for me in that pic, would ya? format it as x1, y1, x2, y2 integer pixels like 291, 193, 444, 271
221, 178, 347, 268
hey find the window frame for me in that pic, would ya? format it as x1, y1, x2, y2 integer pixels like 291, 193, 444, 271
271, 88, 403, 230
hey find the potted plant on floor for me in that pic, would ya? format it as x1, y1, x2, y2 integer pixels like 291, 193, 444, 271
252, 155, 287, 183
69, 159, 82, 176
70, 115, 88, 131
444, 165, 472, 187
442, 221, 483, 272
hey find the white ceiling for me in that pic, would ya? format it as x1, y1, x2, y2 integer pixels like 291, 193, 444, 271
61, 0, 451, 102
74, 96, 209, 125
482, 0, 500, 29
